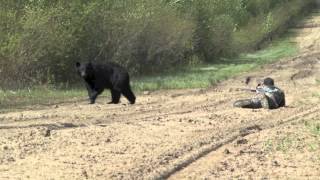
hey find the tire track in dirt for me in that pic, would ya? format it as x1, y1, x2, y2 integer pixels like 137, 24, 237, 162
0, 88, 233, 130
168, 107, 320, 179
155, 104, 320, 179
166, 103, 320, 179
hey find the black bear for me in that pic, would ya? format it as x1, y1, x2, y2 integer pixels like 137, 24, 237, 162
76, 62, 136, 104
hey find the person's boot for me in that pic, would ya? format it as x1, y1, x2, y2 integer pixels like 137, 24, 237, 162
233, 99, 252, 108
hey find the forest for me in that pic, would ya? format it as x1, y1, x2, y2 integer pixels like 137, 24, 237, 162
0, 0, 315, 88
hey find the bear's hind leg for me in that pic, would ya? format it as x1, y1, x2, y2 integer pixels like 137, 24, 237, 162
109, 89, 121, 104
122, 87, 136, 104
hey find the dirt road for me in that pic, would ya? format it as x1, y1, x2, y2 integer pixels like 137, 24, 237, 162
1, 12, 320, 180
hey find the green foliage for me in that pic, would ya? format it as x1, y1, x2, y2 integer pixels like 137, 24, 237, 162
305, 120, 320, 136
133, 37, 297, 91
232, 0, 313, 52
0, 0, 315, 88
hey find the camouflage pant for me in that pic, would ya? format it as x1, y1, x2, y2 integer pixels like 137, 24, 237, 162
233, 98, 263, 109
233, 94, 277, 109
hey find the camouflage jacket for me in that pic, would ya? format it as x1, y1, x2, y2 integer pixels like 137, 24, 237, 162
255, 86, 285, 108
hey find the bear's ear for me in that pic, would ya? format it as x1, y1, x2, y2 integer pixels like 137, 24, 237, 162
75, 62, 81, 68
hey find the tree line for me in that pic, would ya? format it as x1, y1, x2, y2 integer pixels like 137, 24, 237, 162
0, 0, 315, 88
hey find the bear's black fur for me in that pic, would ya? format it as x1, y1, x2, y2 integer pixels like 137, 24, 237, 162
76, 62, 136, 104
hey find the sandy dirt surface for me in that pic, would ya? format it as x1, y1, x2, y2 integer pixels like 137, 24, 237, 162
1, 12, 320, 180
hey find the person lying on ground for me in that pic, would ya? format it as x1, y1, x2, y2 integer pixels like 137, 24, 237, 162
233, 77, 285, 109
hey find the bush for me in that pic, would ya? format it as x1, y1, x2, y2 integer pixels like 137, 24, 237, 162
232, 0, 314, 52
0, 0, 315, 88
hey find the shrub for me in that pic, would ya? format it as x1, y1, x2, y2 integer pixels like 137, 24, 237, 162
0, 0, 315, 88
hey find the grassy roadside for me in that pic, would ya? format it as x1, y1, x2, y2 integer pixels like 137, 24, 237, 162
134, 36, 298, 91
0, 36, 298, 111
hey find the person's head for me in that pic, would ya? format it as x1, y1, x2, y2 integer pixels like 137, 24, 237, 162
263, 77, 275, 87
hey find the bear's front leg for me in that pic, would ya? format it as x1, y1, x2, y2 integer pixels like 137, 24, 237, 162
85, 84, 95, 104
89, 91, 98, 104
89, 89, 104, 104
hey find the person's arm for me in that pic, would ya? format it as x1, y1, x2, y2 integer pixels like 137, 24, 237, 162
255, 86, 265, 93
279, 92, 286, 107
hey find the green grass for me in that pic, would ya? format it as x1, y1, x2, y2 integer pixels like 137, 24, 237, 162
263, 120, 320, 153
264, 134, 298, 153
133, 37, 298, 91
305, 120, 320, 152
0, 87, 85, 111
305, 120, 320, 136
0, 37, 298, 111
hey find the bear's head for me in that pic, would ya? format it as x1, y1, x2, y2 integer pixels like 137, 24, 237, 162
76, 62, 94, 79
